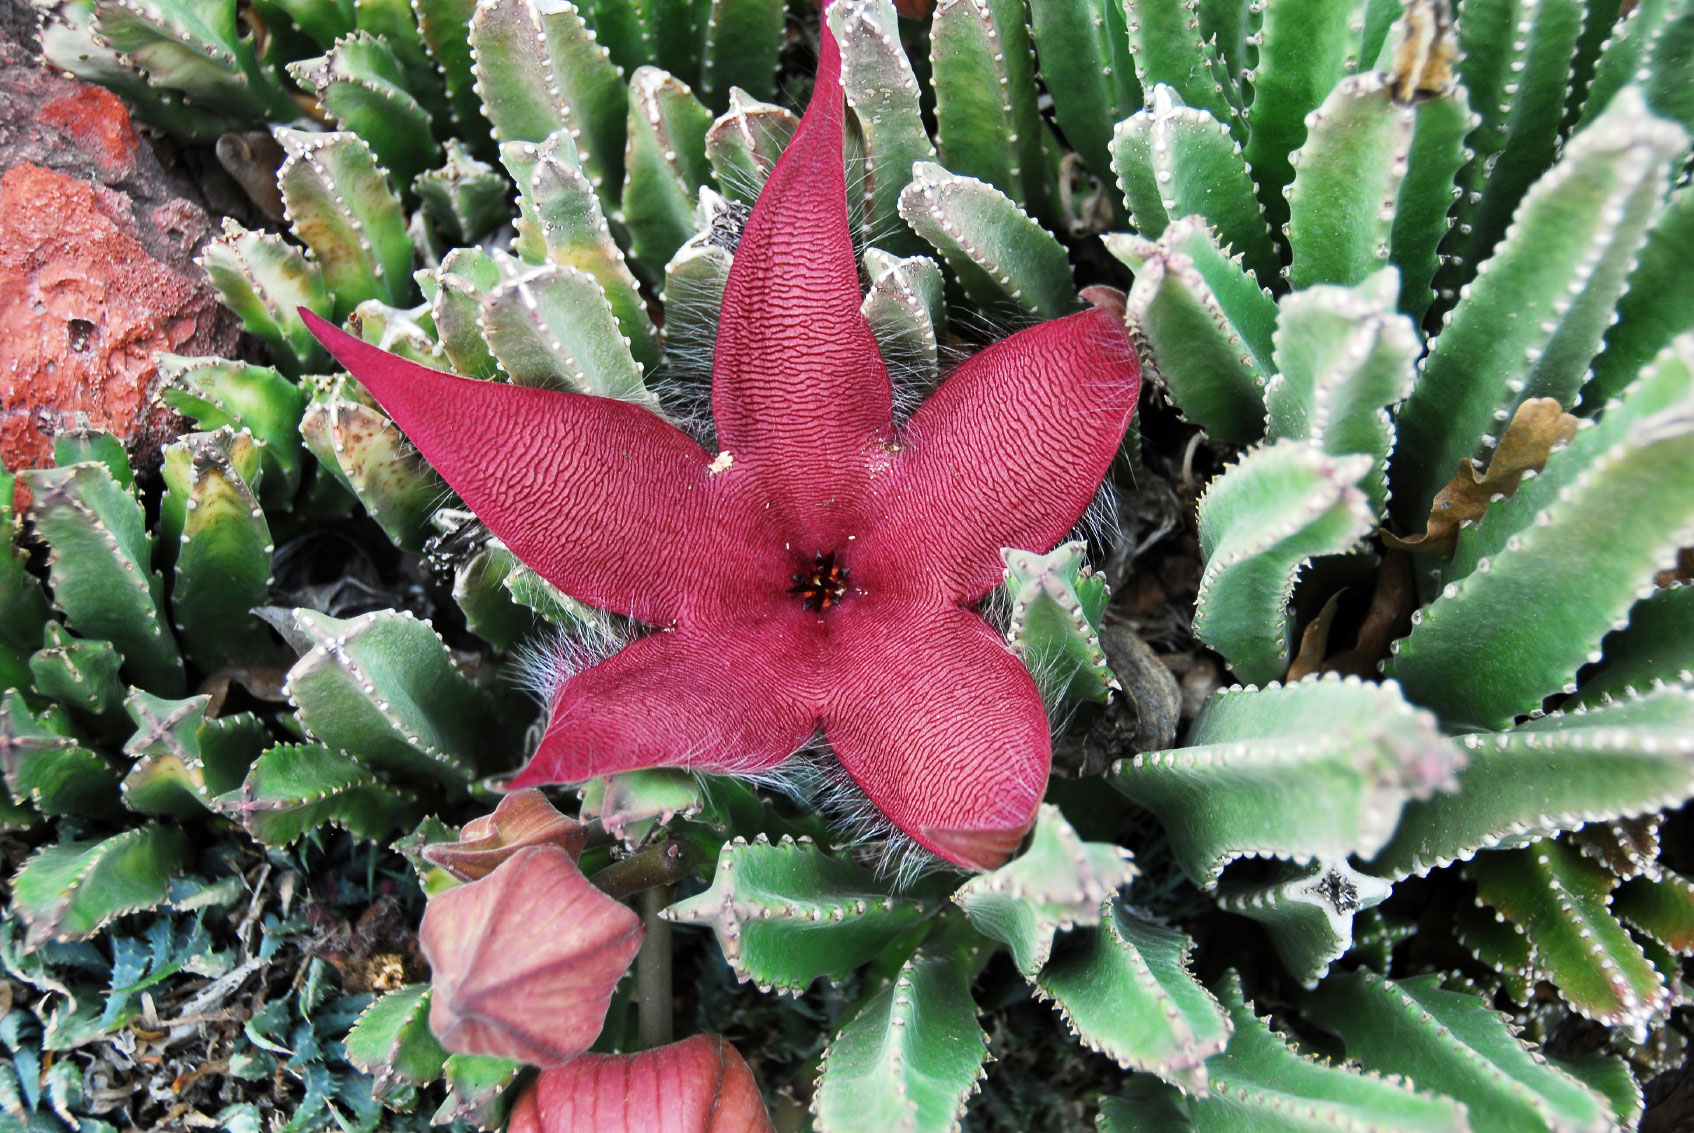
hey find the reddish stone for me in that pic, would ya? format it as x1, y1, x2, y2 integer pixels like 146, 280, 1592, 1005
39, 86, 141, 177
0, 17, 237, 473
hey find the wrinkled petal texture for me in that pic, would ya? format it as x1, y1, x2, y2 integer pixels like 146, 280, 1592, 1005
419, 846, 642, 1066
710, 19, 893, 551
301, 311, 778, 625
422, 788, 587, 881
822, 603, 1050, 870
507, 1035, 774, 1133
511, 613, 822, 787
298, 6, 1140, 873
855, 301, 1140, 605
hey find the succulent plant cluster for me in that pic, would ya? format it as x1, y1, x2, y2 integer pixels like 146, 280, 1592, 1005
4, 0, 1693, 1128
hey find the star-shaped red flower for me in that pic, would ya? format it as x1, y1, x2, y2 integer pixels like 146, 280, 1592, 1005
302, 12, 1138, 870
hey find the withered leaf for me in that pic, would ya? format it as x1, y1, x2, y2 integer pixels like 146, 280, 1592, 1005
1285, 589, 1346, 682
1388, 0, 1457, 106
1386, 398, 1578, 556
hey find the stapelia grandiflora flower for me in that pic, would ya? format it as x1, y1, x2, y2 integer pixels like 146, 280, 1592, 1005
419, 845, 642, 1065
302, 8, 1140, 871
505, 1034, 774, 1133
422, 787, 588, 881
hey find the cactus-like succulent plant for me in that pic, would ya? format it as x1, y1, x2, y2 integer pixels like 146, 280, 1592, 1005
5, 0, 1692, 1129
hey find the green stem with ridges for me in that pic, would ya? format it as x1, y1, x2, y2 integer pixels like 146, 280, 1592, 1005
930, 0, 1053, 220
1241, 0, 1365, 236
1369, 682, 1694, 880
19, 464, 183, 696
299, 375, 446, 551
1121, 0, 1241, 141
1583, 184, 1694, 410
0, 690, 120, 818
1111, 675, 1457, 886
414, 142, 510, 246
11, 824, 189, 945
1111, 85, 1279, 289
279, 607, 500, 785
951, 804, 1136, 977
1389, 396, 1694, 729
344, 985, 449, 1096
218, 742, 418, 845
1580, 0, 1694, 140
1098, 973, 1469, 1130
428, 248, 503, 380
831, 0, 934, 259
290, 32, 441, 191
661, 834, 930, 995
119, 689, 264, 817
161, 430, 281, 674
1266, 270, 1420, 517
1037, 896, 1231, 1094
1390, 90, 1687, 532
1572, 584, 1694, 708
811, 951, 987, 1132
1306, 970, 1618, 1132
1108, 219, 1278, 444
704, 89, 797, 206
1441, 0, 1587, 290
194, 221, 331, 376
480, 262, 657, 404
468, 0, 629, 197
28, 623, 124, 724
621, 66, 715, 269
697, 0, 782, 110
1285, 73, 1414, 292
1026, 0, 1141, 188
275, 129, 415, 318
898, 162, 1079, 319
1469, 839, 1667, 1035
1391, 80, 1473, 320
413, 0, 487, 148
860, 249, 944, 394
1216, 859, 1393, 988
91, 0, 297, 120
1193, 441, 1376, 683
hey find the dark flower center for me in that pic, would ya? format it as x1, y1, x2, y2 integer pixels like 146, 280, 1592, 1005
789, 551, 849, 611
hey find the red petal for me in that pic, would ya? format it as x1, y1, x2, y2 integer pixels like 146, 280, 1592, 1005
710, 12, 893, 552
854, 300, 1140, 604
422, 788, 588, 881
301, 310, 775, 625
821, 602, 1047, 869
419, 846, 642, 1066
511, 612, 822, 787
507, 1035, 774, 1133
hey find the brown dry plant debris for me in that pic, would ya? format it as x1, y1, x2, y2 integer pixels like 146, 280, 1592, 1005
1385, 397, 1580, 557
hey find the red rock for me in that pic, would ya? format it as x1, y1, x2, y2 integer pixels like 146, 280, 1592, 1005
0, 17, 237, 473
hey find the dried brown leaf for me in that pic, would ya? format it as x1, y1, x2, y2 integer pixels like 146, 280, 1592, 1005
1385, 398, 1578, 556
1388, 0, 1457, 105
1285, 589, 1346, 682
